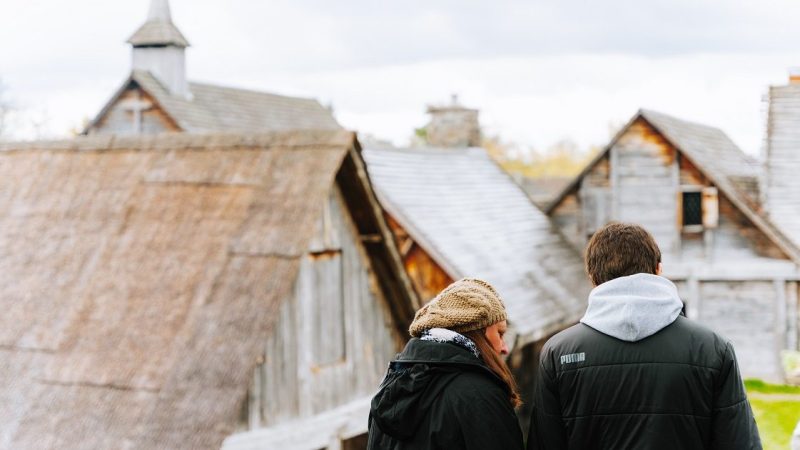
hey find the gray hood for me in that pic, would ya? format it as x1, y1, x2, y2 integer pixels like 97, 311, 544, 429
580, 273, 683, 342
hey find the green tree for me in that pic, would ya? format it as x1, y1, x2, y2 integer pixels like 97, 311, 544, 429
484, 136, 598, 180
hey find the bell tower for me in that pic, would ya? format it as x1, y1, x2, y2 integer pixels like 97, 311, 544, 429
127, 0, 191, 98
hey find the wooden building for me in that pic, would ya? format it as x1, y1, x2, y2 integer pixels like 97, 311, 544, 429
547, 109, 800, 380
85, 0, 340, 136
0, 131, 418, 450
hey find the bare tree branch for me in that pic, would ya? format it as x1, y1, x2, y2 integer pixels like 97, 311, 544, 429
0, 78, 15, 140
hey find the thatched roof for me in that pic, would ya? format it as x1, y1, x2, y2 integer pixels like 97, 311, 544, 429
0, 131, 416, 449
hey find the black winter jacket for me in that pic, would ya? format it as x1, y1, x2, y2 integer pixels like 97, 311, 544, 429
527, 316, 762, 450
367, 338, 524, 450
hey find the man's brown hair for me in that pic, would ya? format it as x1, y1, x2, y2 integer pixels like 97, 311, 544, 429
585, 222, 661, 286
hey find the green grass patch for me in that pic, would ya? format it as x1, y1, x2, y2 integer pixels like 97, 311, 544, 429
749, 397, 800, 450
745, 378, 800, 395
746, 379, 800, 450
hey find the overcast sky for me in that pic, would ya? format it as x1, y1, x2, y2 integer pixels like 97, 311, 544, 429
2, 0, 800, 156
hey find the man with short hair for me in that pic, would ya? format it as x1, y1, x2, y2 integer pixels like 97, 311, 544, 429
527, 222, 761, 450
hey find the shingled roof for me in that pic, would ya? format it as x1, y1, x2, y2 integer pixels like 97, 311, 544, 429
0, 131, 415, 450
128, 19, 189, 48
363, 146, 591, 346
640, 109, 761, 196
85, 71, 341, 134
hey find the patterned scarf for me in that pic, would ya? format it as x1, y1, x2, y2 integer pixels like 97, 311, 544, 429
420, 328, 480, 358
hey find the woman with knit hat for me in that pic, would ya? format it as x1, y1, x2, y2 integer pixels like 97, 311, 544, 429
367, 278, 524, 450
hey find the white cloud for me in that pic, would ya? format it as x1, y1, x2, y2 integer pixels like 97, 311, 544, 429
1, 0, 798, 156
248, 53, 792, 155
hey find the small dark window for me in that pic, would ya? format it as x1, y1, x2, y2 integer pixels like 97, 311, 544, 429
682, 192, 702, 226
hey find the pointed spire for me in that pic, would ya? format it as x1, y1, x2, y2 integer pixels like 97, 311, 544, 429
128, 0, 189, 48
147, 0, 173, 22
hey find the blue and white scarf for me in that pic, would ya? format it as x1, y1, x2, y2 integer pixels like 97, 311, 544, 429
420, 328, 480, 358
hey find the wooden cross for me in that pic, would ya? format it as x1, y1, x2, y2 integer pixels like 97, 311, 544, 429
119, 90, 153, 134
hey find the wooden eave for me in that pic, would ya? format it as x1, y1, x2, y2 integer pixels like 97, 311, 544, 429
368, 189, 462, 283
335, 137, 421, 336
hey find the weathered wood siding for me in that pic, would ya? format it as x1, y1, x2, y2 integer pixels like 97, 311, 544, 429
89, 86, 179, 135
579, 157, 612, 243
241, 186, 403, 430
674, 279, 796, 380
697, 281, 779, 378
550, 194, 583, 250
612, 120, 679, 254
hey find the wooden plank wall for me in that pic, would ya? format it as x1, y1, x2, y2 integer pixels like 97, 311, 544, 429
90, 87, 178, 135
612, 121, 679, 254
550, 194, 583, 250
243, 186, 403, 430
580, 156, 612, 239
676, 195, 786, 262
697, 281, 780, 379
674, 278, 798, 380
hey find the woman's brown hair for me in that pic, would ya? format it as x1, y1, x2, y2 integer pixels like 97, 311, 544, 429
462, 328, 522, 408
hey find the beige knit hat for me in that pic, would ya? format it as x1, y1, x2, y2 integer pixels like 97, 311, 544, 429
409, 278, 507, 337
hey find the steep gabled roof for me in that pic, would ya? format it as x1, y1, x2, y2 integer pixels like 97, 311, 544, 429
546, 109, 800, 263
0, 131, 416, 450
85, 71, 341, 134
363, 146, 591, 346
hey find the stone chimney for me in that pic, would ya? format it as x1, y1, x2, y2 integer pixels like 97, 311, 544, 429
790, 67, 800, 85
424, 95, 481, 148
128, 0, 191, 98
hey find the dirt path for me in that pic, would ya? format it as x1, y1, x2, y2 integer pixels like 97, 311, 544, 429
748, 392, 800, 401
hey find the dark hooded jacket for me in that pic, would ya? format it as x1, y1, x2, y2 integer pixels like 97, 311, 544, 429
527, 273, 762, 450
367, 337, 524, 450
